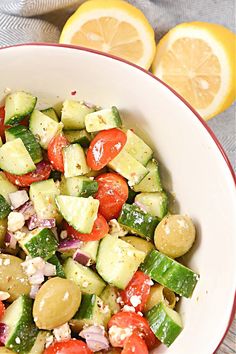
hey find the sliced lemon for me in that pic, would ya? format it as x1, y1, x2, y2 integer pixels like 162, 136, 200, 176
60, 0, 156, 69
152, 22, 236, 120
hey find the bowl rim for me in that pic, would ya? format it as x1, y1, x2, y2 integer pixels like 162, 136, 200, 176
0, 42, 235, 353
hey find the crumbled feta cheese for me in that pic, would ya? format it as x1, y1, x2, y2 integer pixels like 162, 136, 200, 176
116, 296, 124, 305
15, 337, 21, 344
21, 256, 55, 285
109, 326, 133, 346
53, 323, 71, 342
108, 219, 128, 237
137, 311, 143, 317
0, 291, 10, 300
147, 279, 154, 286
122, 305, 136, 313
45, 335, 54, 348
7, 212, 25, 232
130, 295, 141, 308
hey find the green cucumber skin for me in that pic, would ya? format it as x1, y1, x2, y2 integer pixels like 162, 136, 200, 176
48, 254, 65, 278
79, 180, 98, 197
4, 92, 37, 126
100, 286, 120, 315
74, 294, 96, 320
23, 228, 58, 260
41, 108, 59, 122
5, 296, 38, 354
111, 106, 122, 126
0, 195, 11, 219
146, 303, 182, 347
118, 204, 159, 240
5, 126, 42, 164
133, 159, 163, 193
64, 130, 91, 147
141, 250, 199, 298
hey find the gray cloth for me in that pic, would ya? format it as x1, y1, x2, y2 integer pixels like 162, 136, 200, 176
0, 2, 235, 351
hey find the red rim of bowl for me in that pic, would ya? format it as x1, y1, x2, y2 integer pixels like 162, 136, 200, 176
0, 43, 235, 353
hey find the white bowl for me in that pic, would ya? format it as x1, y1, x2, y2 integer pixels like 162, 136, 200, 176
0, 44, 235, 354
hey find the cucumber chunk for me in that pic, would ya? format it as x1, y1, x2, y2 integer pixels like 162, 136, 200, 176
124, 130, 153, 165
146, 302, 183, 346
133, 159, 163, 192
48, 254, 66, 278
61, 100, 95, 130
108, 149, 148, 186
85, 106, 122, 132
5, 125, 43, 164
19, 228, 58, 260
64, 129, 91, 147
80, 241, 99, 262
29, 110, 63, 149
0, 139, 36, 175
96, 235, 146, 289
0, 195, 11, 219
140, 250, 199, 298
100, 285, 120, 315
4, 91, 37, 125
2, 295, 38, 354
64, 257, 106, 295
135, 192, 168, 220
63, 144, 90, 178
29, 331, 50, 354
118, 204, 159, 240
56, 195, 99, 234
29, 179, 61, 222
70, 294, 111, 332
0, 172, 18, 203
60, 176, 98, 197
41, 107, 59, 122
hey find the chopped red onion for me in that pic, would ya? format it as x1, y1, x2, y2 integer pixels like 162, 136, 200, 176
4, 232, 17, 249
9, 190, 29, 209
29, 284, 41, 299
79, 325, 109, 352
73, 249, 92, 266
0, 323, 8, 344
27, 214, 56, 230
17, 201, 35, 220
58, 239, 82, 253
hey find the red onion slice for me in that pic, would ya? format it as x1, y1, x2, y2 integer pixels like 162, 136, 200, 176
9, 190, 29, 209
58, 239, 82, 253
17, 201, 35, 220
27, 215, 56, 230
79, 325, 109, 352
73, 249, 92, 266
0, 323, 8, 344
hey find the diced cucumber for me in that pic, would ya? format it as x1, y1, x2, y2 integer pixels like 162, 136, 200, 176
135, 192, 168, 220
140, 250, 199, 298
29, 110, 63, 149
64, 130, 91, 147
108, 149, 148, 186
29, 179, 61, 222
56, 195, 99, 234
48, 254, 65, 278
63, 257, 106, 295
118, 204, 159, 240
124, 130, 153, 165
29, 331, 50, 354
5, 125, 43, 164
60, 176, 98, 197
63, 144, 90, 178
96, 235, 145, 289
2, 295, 38, 354
133, 159, 163, 192
121, 236, 155, 256
70, 294, 111, 332
85, 107, 122, 132
0, 172, 18, 203
0, 137, 2, 147
146, 302, 183, 347
4, 91, 37, 125
19, 228, 58, 260
0, 139, 36, 175
100, 285, 120, 315
61, 100, 95, 130
40, 107, 59, 122
80, 241, 99, 262
0, 195, 11, 219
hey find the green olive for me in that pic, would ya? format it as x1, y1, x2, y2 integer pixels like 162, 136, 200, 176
0, 219, 7, 248
0, 348, 16, 354
121, 236, 154, 256
0, 254, 31, 302
33, 277, 81, 330
144, 284, 176, 312
154, 214, 196, 258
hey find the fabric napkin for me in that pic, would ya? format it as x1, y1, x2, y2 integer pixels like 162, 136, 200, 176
0, 1, 235, 352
